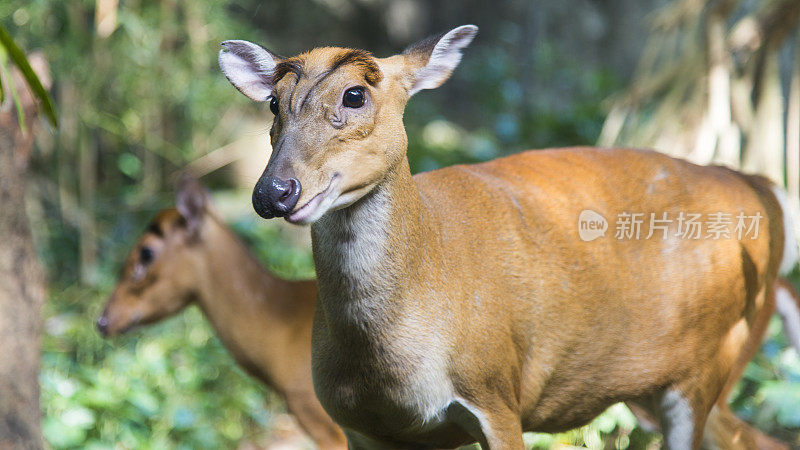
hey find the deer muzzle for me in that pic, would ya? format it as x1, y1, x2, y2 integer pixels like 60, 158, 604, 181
252, 175, 302, 219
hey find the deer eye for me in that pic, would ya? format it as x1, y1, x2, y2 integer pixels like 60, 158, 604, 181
139, 247, 155, 266
269, 96, 279, 115
342, 87, 365, 108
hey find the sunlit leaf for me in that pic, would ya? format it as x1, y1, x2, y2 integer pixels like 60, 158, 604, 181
43, 417, 87, 447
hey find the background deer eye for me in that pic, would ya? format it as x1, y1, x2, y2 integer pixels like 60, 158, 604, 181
269, 96, 279, 115
139, 247, 154, 266
342, 87, 365, 108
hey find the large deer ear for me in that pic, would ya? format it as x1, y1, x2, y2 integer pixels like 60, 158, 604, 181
402, 25, 478, 96
219, 40, 281, 101
176, 174, 209, 238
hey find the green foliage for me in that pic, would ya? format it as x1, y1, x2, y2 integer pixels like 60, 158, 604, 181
230, 217, 316, 281
405, 41, 620, 173
41, 283, 280, 449
524, 403, 657, 449
2, 0, 270, 286
729, 273, 800, 443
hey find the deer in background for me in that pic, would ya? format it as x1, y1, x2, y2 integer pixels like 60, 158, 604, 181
97, 181, 798, 449
96, 178, 346, 450
219, 25, 800, 449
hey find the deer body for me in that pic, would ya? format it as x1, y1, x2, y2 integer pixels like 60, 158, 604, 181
218, 26, 800, 448
310, 148, 786, 448
182, 218, 346, 448
184, 215, 317, 397
98, 182, 346, 450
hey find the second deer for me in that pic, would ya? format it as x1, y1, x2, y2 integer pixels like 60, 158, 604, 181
97, 178, 346, 449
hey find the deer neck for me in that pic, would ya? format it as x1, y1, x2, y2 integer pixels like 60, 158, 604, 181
195, 216, 312, 387
311, 157, 430, 333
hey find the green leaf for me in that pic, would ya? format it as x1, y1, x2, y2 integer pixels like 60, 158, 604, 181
0, 22, 58, 127
42, 416, 87, 448
758, 381, 800, 427
61, 407, 96, 429
117, 152, 142, 177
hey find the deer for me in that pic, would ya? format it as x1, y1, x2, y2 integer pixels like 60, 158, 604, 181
96, 183, 798, 450
96, 177, 347, 450
218, 25, 800, 449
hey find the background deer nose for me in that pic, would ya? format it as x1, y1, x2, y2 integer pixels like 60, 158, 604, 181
252, 176, 302, 219
96, 316, 109, 337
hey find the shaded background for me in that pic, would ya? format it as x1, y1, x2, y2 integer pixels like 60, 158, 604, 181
2, 0, 799, 448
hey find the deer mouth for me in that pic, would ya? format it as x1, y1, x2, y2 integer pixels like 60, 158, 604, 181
286, 174, 339, 224
97, 312, 142, 337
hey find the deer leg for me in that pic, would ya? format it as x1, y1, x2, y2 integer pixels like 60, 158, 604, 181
446, 399, 524, 450
703, 404, 788, 450
284, 391, 347, 450
656, 387, 704, 450
343, 429, 410, 450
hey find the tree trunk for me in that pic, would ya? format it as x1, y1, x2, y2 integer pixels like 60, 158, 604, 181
0, 55, 49, 450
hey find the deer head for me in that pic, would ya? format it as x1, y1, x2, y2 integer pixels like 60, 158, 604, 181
96, 177, 211, 336
218, 25, 477, 223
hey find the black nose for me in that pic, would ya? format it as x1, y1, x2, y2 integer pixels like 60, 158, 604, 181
252, 176, 302, 219
96, 316, 109, 337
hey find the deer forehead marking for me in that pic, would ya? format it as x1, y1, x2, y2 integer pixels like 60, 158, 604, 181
275, 48, 382, 116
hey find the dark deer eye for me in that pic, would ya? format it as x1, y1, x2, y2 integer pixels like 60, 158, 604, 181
342, 87, 365, 108
139, 247, 155, 266
269, 96, 279, 115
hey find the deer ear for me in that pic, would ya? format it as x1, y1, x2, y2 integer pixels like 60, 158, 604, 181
219, 40, 280, 101
402, 25, 478, 96
176, 174, 209, 237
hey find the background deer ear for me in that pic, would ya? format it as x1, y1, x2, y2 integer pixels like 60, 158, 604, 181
402, 25, 478, 97
176, 174, 209, 238
218, 40, 281, 101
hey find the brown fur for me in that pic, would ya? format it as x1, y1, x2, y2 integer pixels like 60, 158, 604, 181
274, 49, 382, 88
99, 191, 346, 449
225, 31, 792, 449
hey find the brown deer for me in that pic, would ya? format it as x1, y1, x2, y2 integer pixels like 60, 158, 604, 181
219, 25, 800, 449
96, 178, 346, 449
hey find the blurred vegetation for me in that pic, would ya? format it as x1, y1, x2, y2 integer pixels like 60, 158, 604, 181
43, 289, 276, 448
731, 298, 800, 443
3, 0, 800, 447
600, 0, 800, 194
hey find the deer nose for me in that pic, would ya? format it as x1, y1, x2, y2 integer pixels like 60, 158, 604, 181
96, 315, 109, 337
252, 176, 302, 219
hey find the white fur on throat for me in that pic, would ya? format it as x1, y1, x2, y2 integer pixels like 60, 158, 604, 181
218, 40, 277, 102
772, 186, 800, 275
409, 25, 478, 96
314, 187, 458, 430
315, 187, 391, 291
